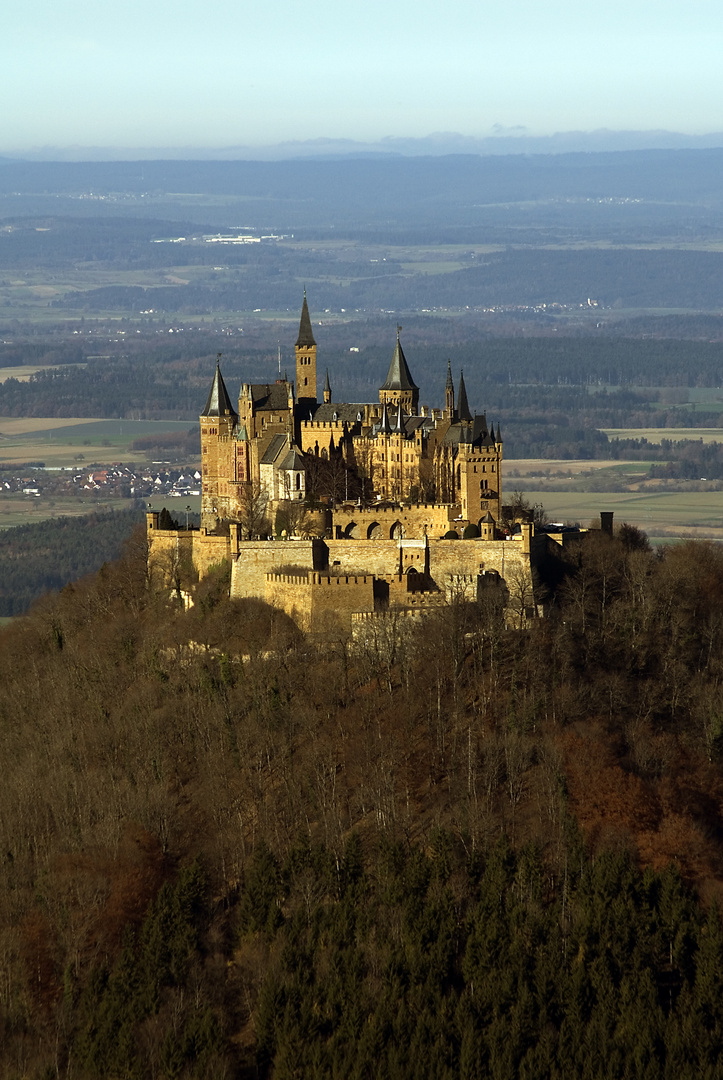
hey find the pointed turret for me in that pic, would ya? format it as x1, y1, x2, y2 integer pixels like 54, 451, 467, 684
323, 369, 332, 404
457, 370, 472, 423
295, 289, 316, 347
445, 360, 455, 417
295, 290, 318, 414
396, 401, 405, 432
496, 422, 502, 443
201, 360, 238, 419
379, 403, 392, 434
379, 327, 419, 414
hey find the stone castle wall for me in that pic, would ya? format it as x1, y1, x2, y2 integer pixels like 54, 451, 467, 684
332, 503, 457, 541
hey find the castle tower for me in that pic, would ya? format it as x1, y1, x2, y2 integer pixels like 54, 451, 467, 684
295, 291, 317, 418
445, 361, 455, 418
200, 359, 239, 528
379, 327, 419, 414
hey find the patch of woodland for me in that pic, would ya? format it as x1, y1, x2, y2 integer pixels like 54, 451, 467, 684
2, 525, 723, 1074
0, 506, 145, 615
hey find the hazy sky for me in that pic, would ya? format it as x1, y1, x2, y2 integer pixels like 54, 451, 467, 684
3, 0, 721, 151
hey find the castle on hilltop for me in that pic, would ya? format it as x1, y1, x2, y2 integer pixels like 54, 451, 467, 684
199, 293, 503, 532
148, 296, 541, 637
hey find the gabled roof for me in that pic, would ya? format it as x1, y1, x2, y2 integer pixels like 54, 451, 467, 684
250, 383, 291, 410
201, 362, 238, 419
380, 331, 419, 393
309, 403, 367, 424
280, 448, 306, 472
260, 434, 290, 465
296, 292, 316, 347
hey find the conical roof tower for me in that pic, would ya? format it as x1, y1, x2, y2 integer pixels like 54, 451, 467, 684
201, 359, 238, 419
379, 327, 419, 413
296, 289, 316, 347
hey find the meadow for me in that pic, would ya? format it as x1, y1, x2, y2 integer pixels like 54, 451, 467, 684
0, 417, 198, 466
525, 488, 723, 542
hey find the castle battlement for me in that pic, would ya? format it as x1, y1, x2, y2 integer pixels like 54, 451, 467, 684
310, 573, 371, 587
265, 572, 310, 586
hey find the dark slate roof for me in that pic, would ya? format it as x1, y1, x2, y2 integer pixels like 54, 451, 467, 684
260, 434, 290, 465
296, 292, 317, 347
280, 448, 306, 471
201, 363, 238, 419
457, 370, 472, 422
308, 403, 367, 424
250, 383, 291, 410
380, 333, 419, 392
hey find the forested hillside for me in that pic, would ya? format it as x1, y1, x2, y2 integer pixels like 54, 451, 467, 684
3, 527, 723, 1076
0, 507, 144, 615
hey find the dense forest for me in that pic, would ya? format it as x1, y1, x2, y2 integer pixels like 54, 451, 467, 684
3, 526, 723, 1075
0, 507, 144, 614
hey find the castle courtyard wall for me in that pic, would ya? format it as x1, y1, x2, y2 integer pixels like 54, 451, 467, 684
229, 539, 327, 599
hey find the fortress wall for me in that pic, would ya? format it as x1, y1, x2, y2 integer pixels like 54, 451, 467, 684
264, 570, 375, 637
146, 515, 230, 581
326, 539, 400, 577
193, 532, 233, 576
428, 538, 531, 587
230, 540, 323, 599
307, 575, 375, 638
332, 504, 456, 540
264, 574, 313, 633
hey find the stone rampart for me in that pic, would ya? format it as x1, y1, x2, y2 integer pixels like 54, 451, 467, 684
230, 538, 327, 599
332, 503, 456, 540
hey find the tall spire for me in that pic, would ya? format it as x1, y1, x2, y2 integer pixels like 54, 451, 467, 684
201, 357, 238, 418
396, 401, 405, 431
445, 360, 455, 417
296, 288, 316, 347
457, 369, 472, 422
323, 368, 331, 404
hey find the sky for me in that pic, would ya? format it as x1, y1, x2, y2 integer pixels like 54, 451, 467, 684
3, 0, 722, 153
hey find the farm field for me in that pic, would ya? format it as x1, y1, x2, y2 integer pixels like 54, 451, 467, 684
0, 495, 131, 529
603, 427, 723, 443
509, 458, 648, 478
528, 489, 723, 542
0, 364, 87, 383
0, 417, 198, 466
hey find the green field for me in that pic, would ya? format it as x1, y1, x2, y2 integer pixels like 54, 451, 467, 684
527, 489, 723, 541
0, 496, 132, 529
0, 418, 198, 466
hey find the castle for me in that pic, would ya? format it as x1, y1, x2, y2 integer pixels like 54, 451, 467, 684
148, 297, 540, 637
